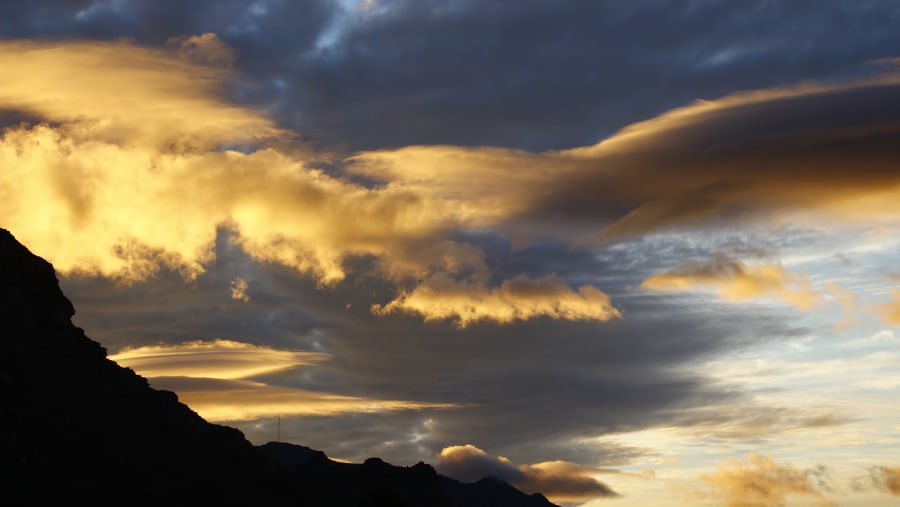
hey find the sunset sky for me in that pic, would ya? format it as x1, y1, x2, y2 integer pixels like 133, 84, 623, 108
2, 1, 900, 505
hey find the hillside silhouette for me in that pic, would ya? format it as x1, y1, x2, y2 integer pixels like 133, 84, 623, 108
0, 228, 559, 507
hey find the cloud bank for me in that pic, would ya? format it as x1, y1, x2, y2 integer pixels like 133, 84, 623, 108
0, 39, 615, 325
3, 39, 900, 330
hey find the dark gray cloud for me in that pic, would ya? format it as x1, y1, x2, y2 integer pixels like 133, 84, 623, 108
3, 0, 899, 152
278, 0, 900, 151
0, 0, 334, 47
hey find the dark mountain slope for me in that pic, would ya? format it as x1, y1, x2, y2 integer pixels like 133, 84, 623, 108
0, 229, 559, 507
0, 228, 291, 504
438, 476, 557, 507
256, 442, 560, 507
259, 442, 453, 507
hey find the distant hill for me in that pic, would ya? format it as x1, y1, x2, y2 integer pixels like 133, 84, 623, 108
0, 228, 559, 507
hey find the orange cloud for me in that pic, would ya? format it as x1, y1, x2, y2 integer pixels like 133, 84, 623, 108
230, 277, 250, 302
641, 254, 822, 310
0, 40, 280, 150
0, 39, 613, 326
166, 32, 237, 68
109, 339, 329, 380
436, 444, 618, 504
149, 377, 461, 422
372, 273, 621, 327
867, 465, 900, 496
349, 74, 900, 245
112, 340, 461, 421
876, 290, 900, 325
700, 454, 832, 507
5, 39, 900, 328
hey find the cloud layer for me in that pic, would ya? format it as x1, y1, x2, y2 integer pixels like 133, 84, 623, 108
112, 339, 460, 421
0, 40, 616, 325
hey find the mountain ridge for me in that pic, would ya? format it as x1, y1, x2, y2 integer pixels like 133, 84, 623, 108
0, 228, 559, 507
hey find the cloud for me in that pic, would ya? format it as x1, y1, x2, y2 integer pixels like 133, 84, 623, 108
148, 377, 461, 421
109, 339, 328, 379
839, 329, 898, 350
5, 39, 900, 329
0, 40, 282, 149
0, 39, 611, 325
111, 339, 460, 421
557, 77, 900, 242
641, 254, 822, 310
372, 273, 621, 328
265, 0, 900, 153
663, 404, 850, 443
229, 277, 250, 302
3, 1, 899, 156
435, 444, 524, 483
866, 465, 900, 496
349, 73, 900, 247
64, 253, 774, 468
699, 454, 833, 507
876, 290, 900, 325
435, 444, 618, 504
166, 32, 237, 68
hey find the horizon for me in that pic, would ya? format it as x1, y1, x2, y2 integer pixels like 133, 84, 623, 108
2, 2, 900, 506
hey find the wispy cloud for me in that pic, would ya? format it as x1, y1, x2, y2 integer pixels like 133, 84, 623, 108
876, 290, 900, 325
864, 465, 900, 496
229, 277, 250, 302
109, 339, 328, 379
641, 253, 822, 310
149, 377, 462, 421
699, 454, 833, 507
112, 340, 461, 421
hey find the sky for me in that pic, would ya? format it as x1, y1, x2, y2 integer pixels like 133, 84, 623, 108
2, 0, 900, 505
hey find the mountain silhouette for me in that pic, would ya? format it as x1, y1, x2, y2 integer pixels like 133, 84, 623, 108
0, 229, 559, 507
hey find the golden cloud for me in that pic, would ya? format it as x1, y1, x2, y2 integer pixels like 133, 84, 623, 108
436, 444, 618, 503
641, 254, 822, 310
5, 39, 900, 327
0, 39, 614, 325
867, 465, 900, 496
372, 273, 621, 327
349, 75, 900, 245
149, 377, 462, 422
700, 454, 832, 507
876, 290, 900, 325
347, 145, 566, 228
111, 340, 461, 421
166, 32, 237, 68
230, 277, 250, 302
0, 40, 280, 150
109, 339, 329, 379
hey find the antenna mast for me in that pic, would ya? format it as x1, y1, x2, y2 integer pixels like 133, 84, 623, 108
276, 415, 281, 442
